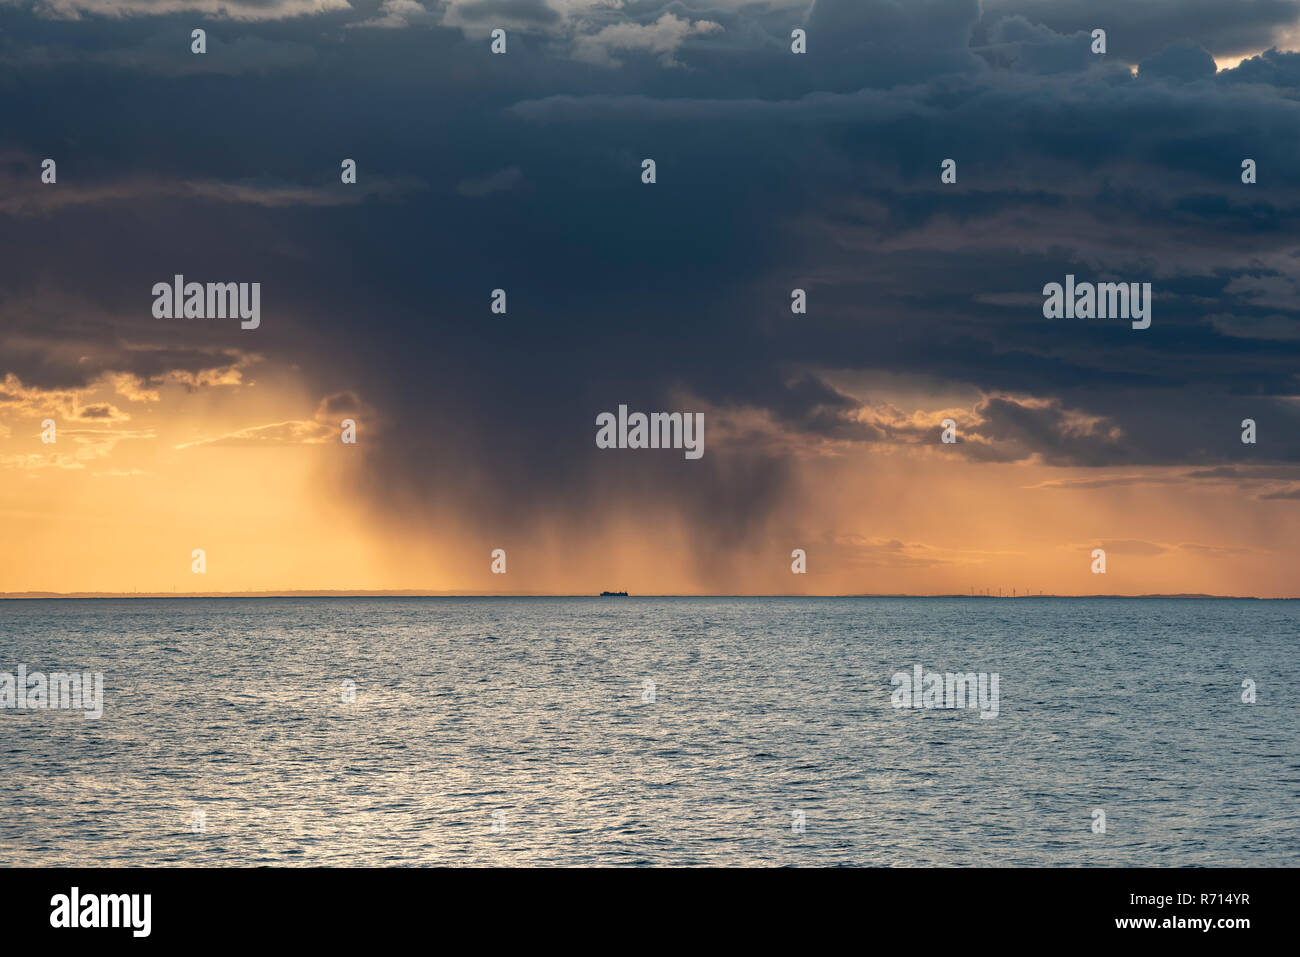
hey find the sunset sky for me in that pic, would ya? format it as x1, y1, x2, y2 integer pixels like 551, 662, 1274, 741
2, 0, 1299, 596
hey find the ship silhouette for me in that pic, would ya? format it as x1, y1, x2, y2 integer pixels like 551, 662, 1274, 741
599, 590, 629, 597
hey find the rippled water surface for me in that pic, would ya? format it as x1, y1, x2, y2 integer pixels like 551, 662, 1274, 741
2, 597, 1297, 866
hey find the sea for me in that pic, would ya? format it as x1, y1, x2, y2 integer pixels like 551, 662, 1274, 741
1, 597, 1297, 866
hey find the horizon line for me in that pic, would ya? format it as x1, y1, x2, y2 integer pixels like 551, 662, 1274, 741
0, 590, 1293, 600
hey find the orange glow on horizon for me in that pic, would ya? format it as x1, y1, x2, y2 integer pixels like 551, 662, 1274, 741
2, 361, 1296, 598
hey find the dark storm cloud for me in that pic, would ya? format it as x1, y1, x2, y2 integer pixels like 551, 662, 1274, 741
1261, 486, 1300, 499
0, 329, 249, 393
452, 0, 560, 26
977, 0, 1300, 60
1224, 45, 1300, 85
10, 0, 353, 20
317, 391, 363, 416
1138, 42, 1218, 81
802, 0, 987, 88
974, 14, 1096, 74
750, 373, 882, 441
455, 165, 521, 196
3, 0, 1300, 566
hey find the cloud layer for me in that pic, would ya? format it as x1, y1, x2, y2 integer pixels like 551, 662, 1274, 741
3, 0, 1300, 591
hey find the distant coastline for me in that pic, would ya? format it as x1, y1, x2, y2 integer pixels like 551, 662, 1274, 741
0, 591, 1291, 600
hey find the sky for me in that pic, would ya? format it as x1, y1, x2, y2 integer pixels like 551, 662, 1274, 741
1, 0, 1299, 596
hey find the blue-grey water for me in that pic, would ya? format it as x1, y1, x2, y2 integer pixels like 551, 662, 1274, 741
1, 597, 1297, 866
